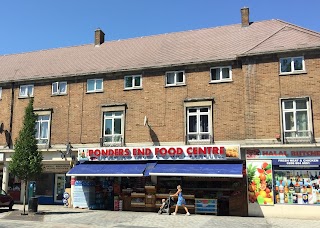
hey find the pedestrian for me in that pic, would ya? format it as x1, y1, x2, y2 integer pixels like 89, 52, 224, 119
170, 185, 190, 216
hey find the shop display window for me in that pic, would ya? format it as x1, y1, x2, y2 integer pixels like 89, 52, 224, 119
274, 170, 320, 205
35, 173, 54, 196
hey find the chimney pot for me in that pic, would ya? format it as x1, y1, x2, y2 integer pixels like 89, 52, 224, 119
241, 7, 250, 27
95, 28, 105, 46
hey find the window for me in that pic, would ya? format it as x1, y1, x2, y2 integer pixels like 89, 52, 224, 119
187, 107, 211, 141
280, 57, 305, 74
87, 79, 103, 92
210, 66, 232, 82
103, 111, 124, 144
282, 98, 311, 138
124, 75, 142, 89
0, 87, 2, 99
52, 82, 67, 95
166, 71, 185, 86
19, 85, 34, 97
35, 115, 50, 145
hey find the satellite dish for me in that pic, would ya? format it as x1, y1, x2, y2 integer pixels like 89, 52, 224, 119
144, 116, 148, 127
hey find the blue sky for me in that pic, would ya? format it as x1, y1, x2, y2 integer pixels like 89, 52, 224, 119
0, 0, 319, 55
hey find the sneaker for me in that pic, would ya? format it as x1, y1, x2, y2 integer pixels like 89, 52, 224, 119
172, 212, 176, 215
186, 212, 190, 216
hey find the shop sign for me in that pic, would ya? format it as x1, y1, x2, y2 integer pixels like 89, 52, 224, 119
273, 159, 320, 166
43, 164, 70, 173
246, 148, 320, 159
78, 145, 240, 161
0, 153, 4, 162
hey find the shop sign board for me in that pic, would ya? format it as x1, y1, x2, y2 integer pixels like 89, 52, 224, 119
78, 145, 240, 161
273, 159, 320, 166
0, 153, 4, 162
246, 148, 320, 159
43, 164, 70, 173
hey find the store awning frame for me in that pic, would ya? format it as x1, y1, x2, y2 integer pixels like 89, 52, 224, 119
66, 163, 147, 177
149, 163, 243, 178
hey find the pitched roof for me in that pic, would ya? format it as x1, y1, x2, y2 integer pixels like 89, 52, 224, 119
0, 19, 320, 83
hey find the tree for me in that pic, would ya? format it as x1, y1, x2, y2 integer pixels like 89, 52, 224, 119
9, 97, 43, 215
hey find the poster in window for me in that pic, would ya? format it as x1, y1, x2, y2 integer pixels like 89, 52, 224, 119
247, 160, 274, 205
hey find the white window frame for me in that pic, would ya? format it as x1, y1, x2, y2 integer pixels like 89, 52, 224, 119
279, 56, 305, 75
0, 87, 2, 100
165, 71, 185, 86
124, 75, 142, 89
281, 98, 312, 139
87, 79, 103, 93
35, 114, 51, 145
210, 66, 232, 82
52, 81, 67, 95
19, 85, 34, 98
103, 111, 124, 145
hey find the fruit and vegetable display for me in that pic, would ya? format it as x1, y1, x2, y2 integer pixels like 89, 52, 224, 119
247, 161, 274, 205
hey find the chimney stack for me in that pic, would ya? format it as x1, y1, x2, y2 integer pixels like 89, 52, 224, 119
241, 7, 250, 27
95, 28, 105, 46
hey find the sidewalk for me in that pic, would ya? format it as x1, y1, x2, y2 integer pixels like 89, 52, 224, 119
2, 204, 320, 228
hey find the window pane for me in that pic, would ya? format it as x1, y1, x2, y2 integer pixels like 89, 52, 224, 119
177, 72, 184, 82
211, 68, 219, 80
284, 101, 293, 109
114, 119, 121, 134
200, 108, 208, 112
125, 77, 133, 88
200, 134, 209, 139
285, 112, 294, 130
35, 122, 40, 138
281, 58, 292, 72
96, 80, 103, 90
40, 122, 48, 138
189, 116, 197, 133
134, 76, 141, 87
87, 80, 95, 91
105, 119, 112, 135
20, 87, 27, 96
114, 112, 122, 116
293, 57, 303, 71
166, 73, 175, 84
188, 135, 197, 140
104, 136, 112, 142
221, 68, 230, 79
296, 111, 308, 131
60, 82, 67, 93
52, 83, 58, 94
200, 115, 209, 133
40, 115, 50, 121
188, 108, 197, 113
104, 112, 112, 117
28, 86, 33, 96
296, 100, 307, 109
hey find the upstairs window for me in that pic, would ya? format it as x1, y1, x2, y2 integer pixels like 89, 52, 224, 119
210, 66, 232, 82
280, 57, 305, 74
103, 111, 124, 145
35, 115, 51, 145
124, 75, 142, 89
166, 71, 185, 86
19, 85, 34, 98
52, 82, 67, 95
187, 107, 211, 142
87, 79, 103, 93
282, 98, 311, 139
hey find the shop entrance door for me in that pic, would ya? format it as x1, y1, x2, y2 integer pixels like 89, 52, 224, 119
54, 174, 65, 203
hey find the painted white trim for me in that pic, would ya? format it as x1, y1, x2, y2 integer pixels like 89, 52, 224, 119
210, 66, 232, 82
149, 172, 243, 178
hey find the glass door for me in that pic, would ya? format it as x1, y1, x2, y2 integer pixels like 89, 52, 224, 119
54, 174, 65, 203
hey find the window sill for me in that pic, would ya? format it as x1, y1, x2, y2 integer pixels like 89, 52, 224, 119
209, 79, 233, 84
51, 93, 68, 97
187, 140, 212, 145
123, 87, 143, 91
165, 84, 186, 88
18, 96, 34, 99
279, 71, 307, 76
86, 90, 104, 94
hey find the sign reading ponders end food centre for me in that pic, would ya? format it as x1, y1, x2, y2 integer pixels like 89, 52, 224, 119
78, 145, 240, 161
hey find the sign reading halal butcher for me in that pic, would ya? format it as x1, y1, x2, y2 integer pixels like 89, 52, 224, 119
246, 148, 320, 159
78, 145, 240, 161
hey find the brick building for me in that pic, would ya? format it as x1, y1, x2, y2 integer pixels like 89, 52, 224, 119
1, 8, 320, 217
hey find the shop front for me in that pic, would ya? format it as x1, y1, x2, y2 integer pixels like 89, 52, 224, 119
246, 147, 320, 218
67, 145, 248, 216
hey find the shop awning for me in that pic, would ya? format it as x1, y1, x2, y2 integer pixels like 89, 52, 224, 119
66, 163, 147, 177
149, 163, 243, 178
